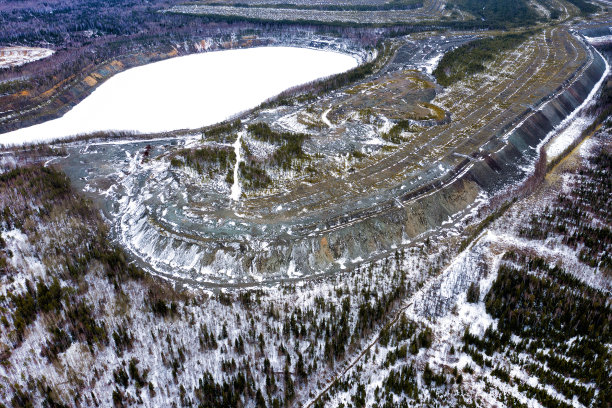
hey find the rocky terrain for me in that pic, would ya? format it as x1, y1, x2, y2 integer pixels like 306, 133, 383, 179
0, 0, 610, 407
43, 25, 607, 288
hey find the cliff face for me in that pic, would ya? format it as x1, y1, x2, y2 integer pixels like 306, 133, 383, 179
475, 46, 606, 192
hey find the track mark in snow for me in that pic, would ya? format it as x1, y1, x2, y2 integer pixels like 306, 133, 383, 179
321, 107, 333, 128
230, 131, 243, 201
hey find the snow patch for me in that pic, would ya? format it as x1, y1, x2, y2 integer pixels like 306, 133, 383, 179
230, 131, 243, 201
0, 46, 54, 68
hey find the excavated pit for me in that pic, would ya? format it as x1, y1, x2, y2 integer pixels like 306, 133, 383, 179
54, 32, 608, 287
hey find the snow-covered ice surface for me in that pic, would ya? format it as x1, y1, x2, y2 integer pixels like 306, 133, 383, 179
0, 46, 357, 146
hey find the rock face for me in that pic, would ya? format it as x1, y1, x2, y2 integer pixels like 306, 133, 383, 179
473, 45, 607, 195
56, 37, 607, 287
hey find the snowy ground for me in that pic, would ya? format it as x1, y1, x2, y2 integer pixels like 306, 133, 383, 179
0, 47, 357, 146
0, 109, 608, 408
0, 47, 54, 69
325, 129, 611, 407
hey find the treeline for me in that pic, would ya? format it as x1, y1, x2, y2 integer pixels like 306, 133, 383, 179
247, 123, 308, 170
0, 80, 29, 96
0, 0, 198, 46
183, 3, 543, 31
202, 119, 241, 143
309, 260, 413, 408
248, 122, 306, 146
0, 164, 199, 407
451, 0, 539, 26
380, 321, 458, 406
239, 161, 271, 189
433, 31, 533, 86
381, 120, 412, 144
174, 122, 310, 189
383, 364, 418, 400
0, 165, 147, 362
171, 146, 236, 183
217, 0, 423, 11
564, 0, 599, 14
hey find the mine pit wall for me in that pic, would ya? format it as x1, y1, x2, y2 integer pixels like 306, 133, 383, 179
474, 46, 606, 195
276, 44, 608, 278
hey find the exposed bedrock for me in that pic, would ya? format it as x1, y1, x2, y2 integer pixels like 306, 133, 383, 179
84, 42, 608, 286
118, 170, 482, 284
476, 47, 606, 193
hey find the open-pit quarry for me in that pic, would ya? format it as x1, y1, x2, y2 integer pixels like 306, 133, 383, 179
35, 26, 608, 287
0, 0, 611, 405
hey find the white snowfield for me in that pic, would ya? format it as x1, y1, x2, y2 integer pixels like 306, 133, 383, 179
0, 46, 54, 69
0, 46, 358, 146
584, 35, 612, 46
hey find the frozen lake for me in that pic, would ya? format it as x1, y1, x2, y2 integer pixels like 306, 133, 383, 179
0, 47, 358, 145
